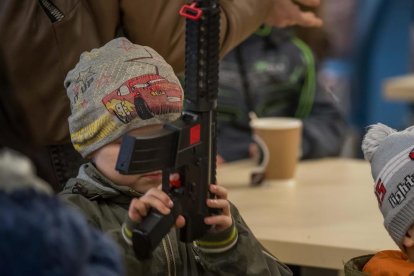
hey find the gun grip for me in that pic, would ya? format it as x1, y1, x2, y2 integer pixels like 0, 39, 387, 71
128, 199, 181, 260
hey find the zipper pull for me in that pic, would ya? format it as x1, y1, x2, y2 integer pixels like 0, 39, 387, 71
38, 0, 64, 22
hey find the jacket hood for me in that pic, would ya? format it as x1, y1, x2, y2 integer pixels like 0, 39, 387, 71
61, 162, 142, 205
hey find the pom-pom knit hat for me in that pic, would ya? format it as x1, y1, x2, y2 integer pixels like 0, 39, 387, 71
64, 37, 183, 157
362, 123, 414, 250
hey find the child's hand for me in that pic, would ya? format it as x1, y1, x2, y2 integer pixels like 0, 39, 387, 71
205, 184, 232, 233
128, 186, 185, 228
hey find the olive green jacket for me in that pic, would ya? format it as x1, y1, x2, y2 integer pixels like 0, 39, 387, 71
60, 163, 292, 276
344, 255, 372, 276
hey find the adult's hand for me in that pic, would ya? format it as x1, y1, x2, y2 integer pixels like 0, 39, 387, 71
266, 0, 323, 28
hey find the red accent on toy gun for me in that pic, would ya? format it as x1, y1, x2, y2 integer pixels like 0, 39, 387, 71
116, 0, 220, 260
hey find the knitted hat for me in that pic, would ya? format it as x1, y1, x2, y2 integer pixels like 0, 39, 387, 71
0, 191, 124, 276
0, 149, 123, 275
361, 123, 414, 250
65, 37, 183, 157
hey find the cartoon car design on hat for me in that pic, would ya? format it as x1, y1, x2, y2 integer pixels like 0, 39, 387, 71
102, 74, 183, 123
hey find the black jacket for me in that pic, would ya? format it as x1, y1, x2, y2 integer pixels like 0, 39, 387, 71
217, 29, 348, 161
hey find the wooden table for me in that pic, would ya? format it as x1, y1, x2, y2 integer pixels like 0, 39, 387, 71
383, 74, 414, 101
217, 158, 397, 270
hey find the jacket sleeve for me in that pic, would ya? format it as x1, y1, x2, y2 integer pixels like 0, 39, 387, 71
120, 0, 273, 73
301, 80, 348, 159
194, 203, 293, 276
287, 35, 348, 160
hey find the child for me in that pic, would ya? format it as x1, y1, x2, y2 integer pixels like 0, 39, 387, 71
216, 27, 347, 163
59, 37, 292, 276
345, 123, 414, 275
0, 148, 123, 276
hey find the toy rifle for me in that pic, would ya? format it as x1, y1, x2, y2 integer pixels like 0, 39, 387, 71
116, 0, 220, 260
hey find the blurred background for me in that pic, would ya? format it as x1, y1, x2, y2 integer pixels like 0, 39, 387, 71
297, 0, 414, 159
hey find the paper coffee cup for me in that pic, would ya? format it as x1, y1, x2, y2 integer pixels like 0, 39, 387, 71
250, 117, 302, 180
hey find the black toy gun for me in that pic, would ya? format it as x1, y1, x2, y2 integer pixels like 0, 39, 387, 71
116, 0, 220, 260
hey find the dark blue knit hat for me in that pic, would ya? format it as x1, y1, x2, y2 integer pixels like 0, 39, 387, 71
0, 149, 124, 276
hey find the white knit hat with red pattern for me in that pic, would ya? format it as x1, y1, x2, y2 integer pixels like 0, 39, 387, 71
64, 38, 183, 157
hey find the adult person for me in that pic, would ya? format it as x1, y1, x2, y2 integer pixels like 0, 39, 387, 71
0, 0, 322, 191
217, 27, 347, 163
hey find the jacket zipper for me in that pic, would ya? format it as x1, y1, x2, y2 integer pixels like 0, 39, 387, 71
38, 0, 64, 22
162, 234, 176, 276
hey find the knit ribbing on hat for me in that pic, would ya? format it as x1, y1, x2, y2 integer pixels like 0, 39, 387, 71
377, 154, 414, 249
64, 38, 183, 157
386, 196, 414, 250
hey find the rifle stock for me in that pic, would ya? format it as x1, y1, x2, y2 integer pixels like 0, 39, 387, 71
116, 0, 220, 260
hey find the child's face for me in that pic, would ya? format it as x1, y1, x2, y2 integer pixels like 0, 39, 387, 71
92, 125, 164, 193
